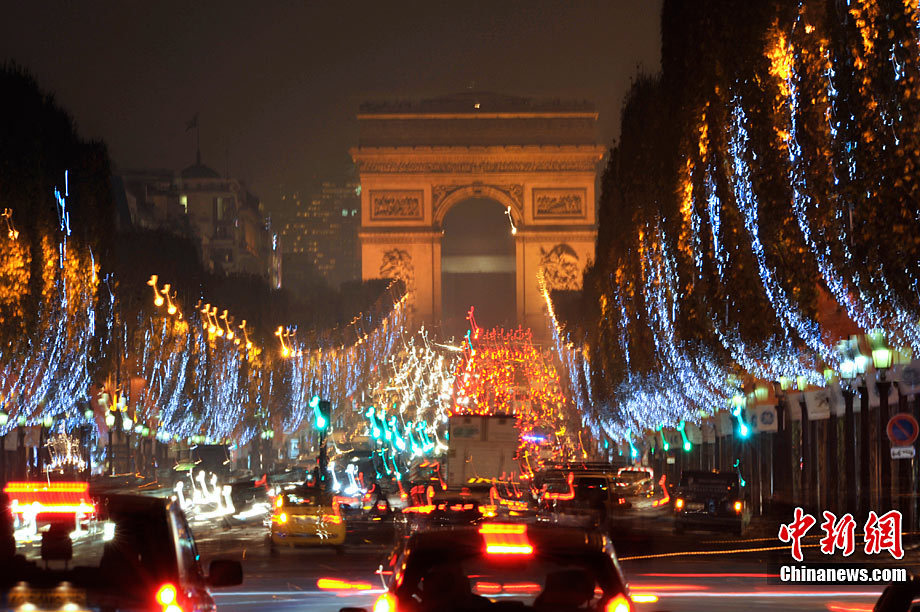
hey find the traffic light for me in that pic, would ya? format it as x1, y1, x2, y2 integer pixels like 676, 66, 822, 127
314, 399, 331, 432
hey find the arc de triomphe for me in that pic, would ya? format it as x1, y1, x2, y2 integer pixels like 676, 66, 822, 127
351, 92, 605, 335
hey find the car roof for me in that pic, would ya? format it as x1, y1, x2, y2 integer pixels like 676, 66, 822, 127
681, 470, 736, 479
407, 524, 607, 556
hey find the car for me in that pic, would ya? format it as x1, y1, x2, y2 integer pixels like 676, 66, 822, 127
342, 522, 633, 612
402, 495, 484, 534
538, 470, 629, 530
613, 467, 655, 498
672, 470, 750, 535
269, 485, 346, 552
0, 484, 242, 611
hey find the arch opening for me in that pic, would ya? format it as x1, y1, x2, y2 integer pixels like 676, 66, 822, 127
440, 198, 516, 338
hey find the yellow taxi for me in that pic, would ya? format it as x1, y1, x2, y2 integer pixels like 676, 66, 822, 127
270, 486, 346, 551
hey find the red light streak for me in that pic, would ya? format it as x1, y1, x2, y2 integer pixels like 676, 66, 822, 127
4, 482, 88, 493
543, 472, 575, 501
317, 578, 373, 591
638, 573, 778, 578
627, 584, 708, 592
473, 582, 502, 595
479, 523, 532, 555
825, 602, 875, 612
10, 500, 95, 515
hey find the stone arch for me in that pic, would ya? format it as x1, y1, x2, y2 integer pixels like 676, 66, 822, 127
433, 184, 523, 228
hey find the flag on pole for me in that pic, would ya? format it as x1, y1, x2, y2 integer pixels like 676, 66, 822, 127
185, 113, 199, 132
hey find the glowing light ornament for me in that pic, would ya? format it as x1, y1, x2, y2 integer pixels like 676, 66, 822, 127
730, 394, 749, 438
726, 100, 832, 367
1, 172, 100, 436
677, 421, 692, 452
46, 433, 87, 472
1, 208, 19, 240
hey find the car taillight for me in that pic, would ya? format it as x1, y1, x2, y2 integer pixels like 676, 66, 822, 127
479, 523, 533, 555
156, 584, 177, 606
675, 498, 684, 510
734, 500, 743, 513
156, 583, 183, 612
277, 512, 288, 524
373, 592, 398, 612
606, 593, 631, 612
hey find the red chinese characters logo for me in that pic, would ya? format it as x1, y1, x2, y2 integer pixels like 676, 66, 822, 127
864, 510, 903, 559
779, 508, 904, 560
819, 511, 856, 556
778, 507, 816, 562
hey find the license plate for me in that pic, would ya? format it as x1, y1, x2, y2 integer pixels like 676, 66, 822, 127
8, 584, 88, 610
686, 502, 704, 511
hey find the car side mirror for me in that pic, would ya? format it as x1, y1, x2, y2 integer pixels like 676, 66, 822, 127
208, 559, 243, 587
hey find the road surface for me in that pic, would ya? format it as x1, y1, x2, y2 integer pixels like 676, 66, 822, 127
191, 512, 905, 612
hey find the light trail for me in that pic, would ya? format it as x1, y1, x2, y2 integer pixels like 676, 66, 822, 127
638, 573, 778, 579
619, 543, 820, 561
647, 591, 882, 598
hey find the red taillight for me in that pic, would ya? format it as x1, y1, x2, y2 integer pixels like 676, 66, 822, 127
373, 592, 398, 612
479, 523, 533, 555
606, 593, 632, 612
156, 583, 177, 606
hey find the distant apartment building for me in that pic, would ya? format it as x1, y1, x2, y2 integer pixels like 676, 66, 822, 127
116, 156, 281, 288
280, 181, 360, 293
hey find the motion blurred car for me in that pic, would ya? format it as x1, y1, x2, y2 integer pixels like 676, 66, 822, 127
0, 486, 242, 611
269, 486, 346, 552
613, 466, 655, 498
538, 470, 629, 530
673, 470, 750, 535
401, 494, 485, 537
341, 522, 633, 612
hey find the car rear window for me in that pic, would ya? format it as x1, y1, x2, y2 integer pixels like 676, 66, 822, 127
282, 488, 328, 506
617, 470, 651, 482
400, 554, 622, 609
680, 472, 738, 490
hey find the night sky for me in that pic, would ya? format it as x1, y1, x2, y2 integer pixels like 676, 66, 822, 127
0, 1, 662, 217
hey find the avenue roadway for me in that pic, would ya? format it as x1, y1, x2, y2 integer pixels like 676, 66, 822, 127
191, 515, 901, 612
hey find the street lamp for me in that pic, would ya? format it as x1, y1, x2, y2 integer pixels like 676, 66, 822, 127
778, 376, 792, 392
869, 329, 893, 376
854, 353, 870, 377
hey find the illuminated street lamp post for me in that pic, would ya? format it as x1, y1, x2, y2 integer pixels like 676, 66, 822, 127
795, 375, 815, 509
837, 342, 858, 516
772, 377, 793, 512
0, 406, 7, 484
854, 343, 871, 519
869, 330, 893, 511
105, 410, 116, 476
16, 414, 26, 480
